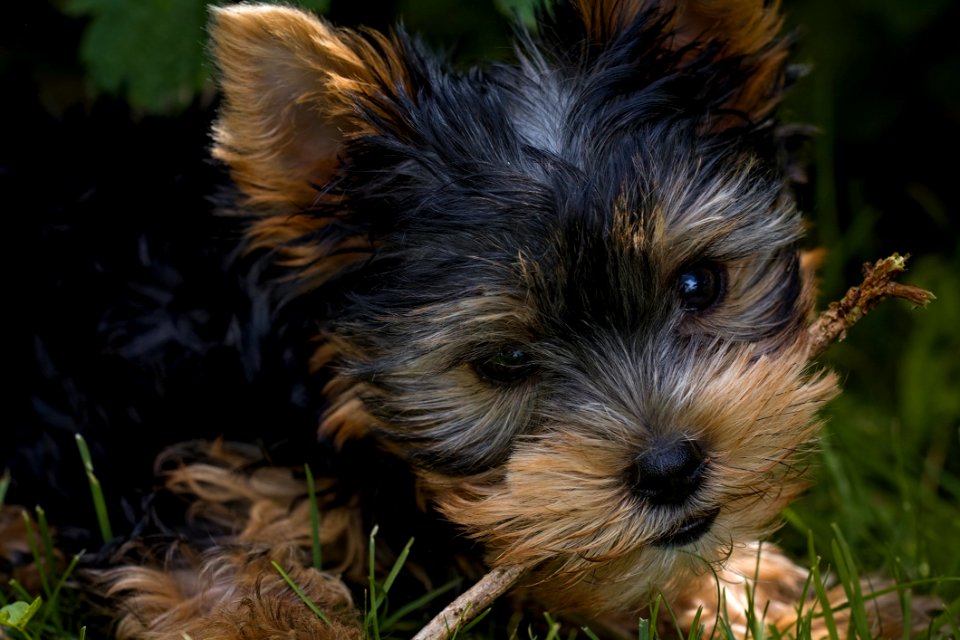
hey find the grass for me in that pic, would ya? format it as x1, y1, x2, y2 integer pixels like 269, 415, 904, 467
1, 441, 92, 640
0, 509, 87, 640
3, 452, 956, 639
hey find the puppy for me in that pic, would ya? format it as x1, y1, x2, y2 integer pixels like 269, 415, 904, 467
7, 1, 931, 638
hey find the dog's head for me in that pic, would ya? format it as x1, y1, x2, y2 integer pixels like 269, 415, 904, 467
209, 0, 837, 614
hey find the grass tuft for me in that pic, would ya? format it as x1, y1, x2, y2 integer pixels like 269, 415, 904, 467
0, 507, 87, 639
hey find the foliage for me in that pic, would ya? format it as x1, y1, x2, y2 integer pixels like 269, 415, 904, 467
63, 0, 331, 112
0, 510, 86, 640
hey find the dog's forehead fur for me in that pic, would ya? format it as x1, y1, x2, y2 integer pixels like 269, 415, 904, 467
329, 38, 804, 336
340, 130, 803, 349
282, 15, 798, 344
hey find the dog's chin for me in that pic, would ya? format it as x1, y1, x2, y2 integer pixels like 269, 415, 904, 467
522, 521, 730, 616
652, 507, 721, 548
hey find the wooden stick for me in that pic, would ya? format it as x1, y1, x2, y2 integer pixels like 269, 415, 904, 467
411, 564, 529, 640
415, 254, 932, 640
807, 253, 934, 358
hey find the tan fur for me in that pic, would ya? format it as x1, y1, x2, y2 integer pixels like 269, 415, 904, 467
209, 6, 407, 288
160, 441, 365, 577
667, 543, 940, 639
100, 442, 367, 639
106, 548, 361, 640
210, 5, 407, 212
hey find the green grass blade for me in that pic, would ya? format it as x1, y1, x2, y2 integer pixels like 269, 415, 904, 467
75, 434, 113, 543
270, 560, 331, 626
381, 536, 414, 597
792, 552, 818, 640
938, 594, 960, 637
898, 587, 912, 640
649, 594, 663, 637
637, 616, 651, 640
381, 578, 460, 630
581, 625, 602, 640
20, 511, 51, 599
743, 579, 756, 640
0, 469, 10, 507
830, 524, 870, 639
6, 580, 32, 603
543, 612, 561, 640
38, 550, 83, 630
456, 605, 492, 637
35, 508, 59, 591
807, 530, 839, 640
686, 606, 704, 640
717, 614, 737, 640
367, 525, 381, 640
304, 464, 323, 572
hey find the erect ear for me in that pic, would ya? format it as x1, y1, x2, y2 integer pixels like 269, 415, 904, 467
208, 4, 407, 212
574, 0, 789, 125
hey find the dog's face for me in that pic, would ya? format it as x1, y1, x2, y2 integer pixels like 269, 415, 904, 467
210, 0, 838, 615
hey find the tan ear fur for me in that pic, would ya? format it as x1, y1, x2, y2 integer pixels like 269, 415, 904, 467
574, 0, 788, 124
208, 4, 406, 213
677, 0, 787, 123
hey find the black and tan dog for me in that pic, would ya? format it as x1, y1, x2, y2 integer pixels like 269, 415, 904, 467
3, 1, 933, 638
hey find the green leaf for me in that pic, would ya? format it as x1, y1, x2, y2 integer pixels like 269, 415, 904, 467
296, 0, 331, 11
63, 0, 330, 113
493, 0, 538, 27
65, 0, 210, 112
0, 597, 42, 630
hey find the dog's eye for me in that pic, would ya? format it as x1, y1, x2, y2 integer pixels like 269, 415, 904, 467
474, 347, 538, 385
677, 263, 724, 312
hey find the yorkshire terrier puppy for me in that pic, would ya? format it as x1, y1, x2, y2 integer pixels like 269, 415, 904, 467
3, 0, 932, 638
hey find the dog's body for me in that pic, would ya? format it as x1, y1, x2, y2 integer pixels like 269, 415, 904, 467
3, 1, 930, 638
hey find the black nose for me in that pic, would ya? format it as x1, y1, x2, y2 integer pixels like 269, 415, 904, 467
628, 439, 707, 505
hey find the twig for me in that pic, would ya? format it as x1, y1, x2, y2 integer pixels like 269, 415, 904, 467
807, 253, 934, 358
411, 564, 529, 640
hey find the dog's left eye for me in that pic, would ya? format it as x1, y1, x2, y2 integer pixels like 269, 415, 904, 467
473, 347, 538, 385
677, 263, 724, 312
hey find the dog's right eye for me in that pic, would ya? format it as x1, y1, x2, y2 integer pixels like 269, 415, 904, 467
677, 263, 724, 313
473, 347, 538, 385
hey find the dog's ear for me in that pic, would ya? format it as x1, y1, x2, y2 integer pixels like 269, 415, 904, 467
209, 5, 407, 212
573, 0, 789, 126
